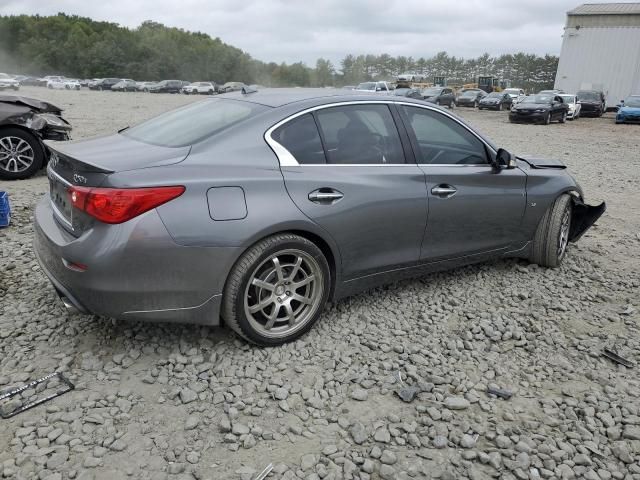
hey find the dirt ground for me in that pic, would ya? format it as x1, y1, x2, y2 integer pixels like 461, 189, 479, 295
1, 86, 639, 480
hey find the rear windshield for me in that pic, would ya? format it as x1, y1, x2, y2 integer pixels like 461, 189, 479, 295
577, 91, 600, 101
123, 99, 267, 147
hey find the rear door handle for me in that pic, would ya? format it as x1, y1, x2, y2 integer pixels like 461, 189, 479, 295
431, 185, 457, 198
308, 188, 344, 204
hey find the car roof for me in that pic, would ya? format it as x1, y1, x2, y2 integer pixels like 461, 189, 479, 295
219, 88, 401, 107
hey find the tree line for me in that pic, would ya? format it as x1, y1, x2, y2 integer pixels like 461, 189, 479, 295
0, 14, 558, 90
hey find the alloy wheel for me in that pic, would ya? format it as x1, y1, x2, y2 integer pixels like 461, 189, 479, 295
244, 249, 324, 339
0, 136, 35, 173
557, 206, 571, 259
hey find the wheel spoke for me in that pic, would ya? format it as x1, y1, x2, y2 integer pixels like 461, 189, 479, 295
248, 296, 275, 314
292, 275, 315, 290
272, 257, 285, 282
284, 303, 295, 326
287, 256, 303, 281
264, 304, 281, 330
251, 278, 275, 292
292, 293, 313, 305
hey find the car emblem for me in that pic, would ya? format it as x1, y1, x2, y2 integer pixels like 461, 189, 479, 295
49, 152, 59, 168
73, 173, 87, 184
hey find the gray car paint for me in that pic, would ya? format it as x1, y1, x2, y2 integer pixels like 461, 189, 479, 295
34, 89, 600, 326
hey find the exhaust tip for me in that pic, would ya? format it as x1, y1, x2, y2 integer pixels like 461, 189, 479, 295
60, 295, 80, 314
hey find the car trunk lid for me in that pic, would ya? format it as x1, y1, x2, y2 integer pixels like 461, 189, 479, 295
46, 134, 190, 235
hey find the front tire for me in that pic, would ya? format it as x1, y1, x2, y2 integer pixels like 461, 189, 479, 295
0, 128, 45, 180
544, 113, 551, 125
223, 234, 330, 346
559, 112, 567, 123
529, 194, 572, 268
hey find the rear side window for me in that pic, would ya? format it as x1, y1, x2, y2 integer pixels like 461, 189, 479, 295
315, 105, 405, 164
272, 114, 326, 164
123, 99, 266, 147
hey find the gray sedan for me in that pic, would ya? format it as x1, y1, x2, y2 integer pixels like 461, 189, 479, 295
34, 89, 605, 346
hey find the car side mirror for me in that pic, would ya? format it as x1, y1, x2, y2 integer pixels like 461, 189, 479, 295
493, 148, 517, 171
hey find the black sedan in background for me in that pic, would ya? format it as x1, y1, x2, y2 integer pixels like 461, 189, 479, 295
149, 80, 185, 94
421, 87, 456, 107
576, 90, 606, 117
456, 89, 487, 107
509, 94, 569, 125
89, 78, 122, 91
393, 87, 423, 99
479, 92, 512, 111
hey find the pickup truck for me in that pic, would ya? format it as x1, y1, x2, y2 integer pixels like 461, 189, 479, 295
354, 81, 393, 94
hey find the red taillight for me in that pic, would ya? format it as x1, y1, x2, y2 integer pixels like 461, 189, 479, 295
68, 186, 185, 224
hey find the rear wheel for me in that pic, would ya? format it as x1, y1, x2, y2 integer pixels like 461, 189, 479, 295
223, 234, 330, 346
0, 128, 45, 180
529, 194, 572, 268
208, 89, 214, 95
435, 100, 441, 106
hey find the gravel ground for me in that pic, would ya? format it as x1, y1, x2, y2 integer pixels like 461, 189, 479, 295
1, 86, 639, 480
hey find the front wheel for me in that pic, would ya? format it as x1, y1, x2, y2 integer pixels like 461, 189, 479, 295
223, 234, 331, 346
474, 101, 478, 108
544, 113, 551, 125
529, 194, 572, 268
559, 112, 567, 123
435, 100, 440, 106
498, 103, 503, 111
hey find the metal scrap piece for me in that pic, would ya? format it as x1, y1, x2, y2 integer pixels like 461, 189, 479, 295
395, 386, 421, 403
0, 372, 75, 419
487, 386, 513, 400
602, 348, 634, 368
254, 463, 273, 480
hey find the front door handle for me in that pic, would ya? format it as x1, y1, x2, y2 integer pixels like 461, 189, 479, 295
308, 188, 344, 204
431, 185, 457, 198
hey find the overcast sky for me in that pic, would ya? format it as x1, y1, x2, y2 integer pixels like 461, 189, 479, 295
0, 0, 623, 66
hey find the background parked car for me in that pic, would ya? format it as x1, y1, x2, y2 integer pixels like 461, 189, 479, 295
16, 76, 41, 87
421, 87, 456, 107
456, 89, 487, 107
87, 79, 102, 89
503, 88, 525, 99
63, 79, 81, 90
615, 95, 640, 124
90, 78, 122, 91
112, 79, 138, 92
46, 76, 67, 89
182, 82, 217, 95
576, 90, 606, 117
219, 82, 247, 93
136, 81, 156, 92
393, 87, 423, 99
0, 73, 20, 91
354, 81, 393, 94
0, 96, 72, 180
509, 94, 569, 124
559, 94, 581, 120
478, 91, 512, 111
149, 80, 184, 93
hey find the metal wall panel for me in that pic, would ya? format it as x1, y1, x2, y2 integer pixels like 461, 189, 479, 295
555, 26, 640, 107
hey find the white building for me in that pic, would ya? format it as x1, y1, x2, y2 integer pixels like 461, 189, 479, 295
554, 3, 640, 108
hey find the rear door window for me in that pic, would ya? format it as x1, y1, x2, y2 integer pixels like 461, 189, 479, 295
314, 105, 405, 164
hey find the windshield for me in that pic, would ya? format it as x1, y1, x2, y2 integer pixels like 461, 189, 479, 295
394, 88, 409, 96
123, 98, 267, 147
624, 96, 640, 107
422, 87, 442, 95
522, 94, 553, 104
460, 91, 478, 97
560, 95, 575, 104
577, 91, 600, 101
486, 92, 501, 98
356, 82, 376, 91
504, 89, 520, 95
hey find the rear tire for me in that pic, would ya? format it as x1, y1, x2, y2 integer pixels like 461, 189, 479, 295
0, 128, 45, 180
529, 194, 572, 268
223, 233, 330, 346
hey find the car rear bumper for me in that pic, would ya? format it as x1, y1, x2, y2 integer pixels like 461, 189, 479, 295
33, 195, 239, 325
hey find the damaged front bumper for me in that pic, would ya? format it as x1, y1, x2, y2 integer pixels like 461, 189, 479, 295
569, 197, 606, 242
